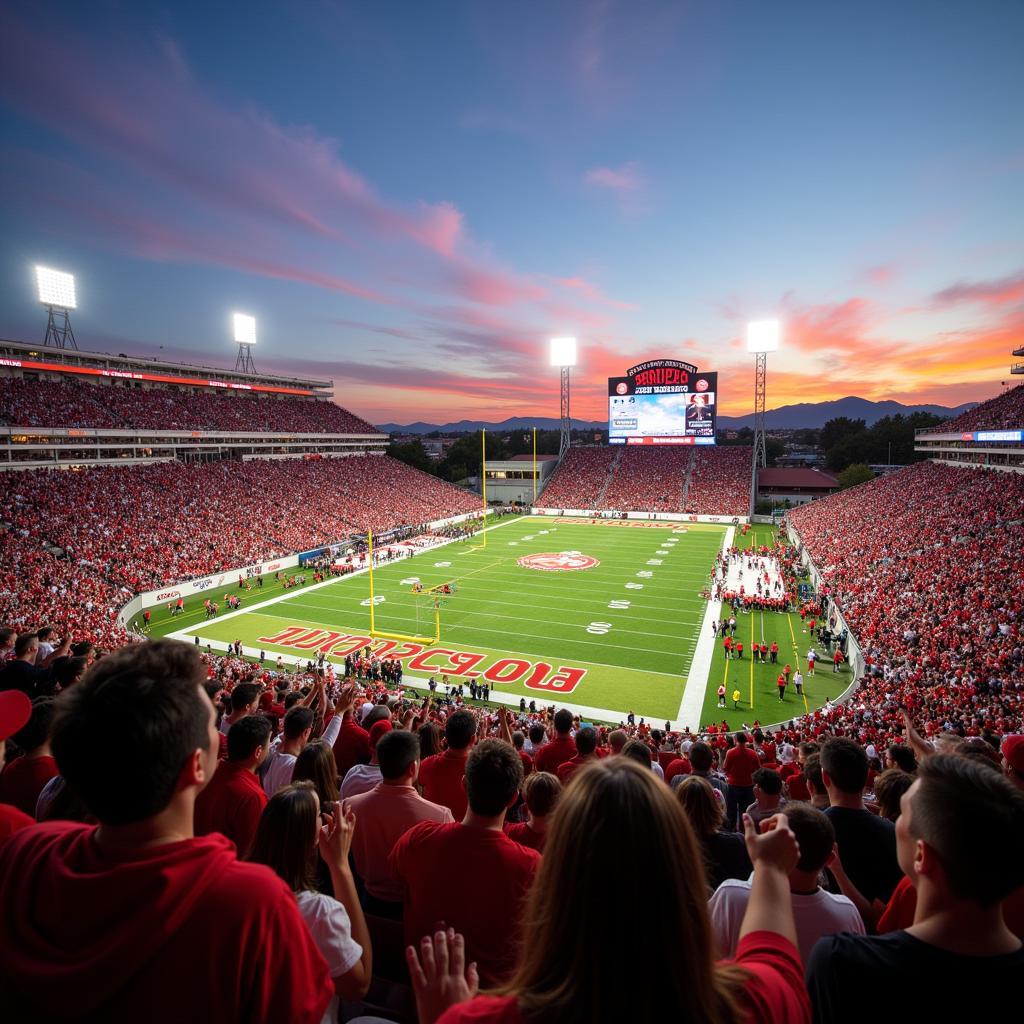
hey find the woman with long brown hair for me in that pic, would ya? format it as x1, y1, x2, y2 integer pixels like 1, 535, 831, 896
407, 757, 809, 1024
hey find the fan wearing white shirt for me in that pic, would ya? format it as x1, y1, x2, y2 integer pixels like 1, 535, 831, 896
708, 803, 864, 962
264, 684, 348, 797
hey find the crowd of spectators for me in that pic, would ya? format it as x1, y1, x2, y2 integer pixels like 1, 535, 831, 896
599, 446, 690, 512
785, 461, 1023, 747
934, 383, 1024, 433
687, 446, 753, 516
0, 377, 379, 434
0, 456, 479, 650
1, 641, 1021, 1022
535, 446, 616, 509
540, 445, 752, 516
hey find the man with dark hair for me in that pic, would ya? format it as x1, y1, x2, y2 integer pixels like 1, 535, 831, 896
820, 737, 901, 902
219, 681, 261, 736
675, 740, 727, 799
195, 714, 271, 855
808, 756, 1024, 1021
0, 634, 50, 697
0, 640, 332, 1022
745, 768, 786, 828
0, 697, 58, 816
391, 738, 540, 984
556, 726, 599, 784
535, 708, 576, 775
51, 655, 88, 691
418, 708, 477, 819
263, 705, 314, 797
348, 729, 453, 910
710, 803, 863, 961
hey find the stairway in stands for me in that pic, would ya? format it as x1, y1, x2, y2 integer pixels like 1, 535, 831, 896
680, 449, 696, 511
594, 446, 623, 507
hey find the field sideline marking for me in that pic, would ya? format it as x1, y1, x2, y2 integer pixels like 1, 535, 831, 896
165, 514, 526, 632
675, 525, 734, 728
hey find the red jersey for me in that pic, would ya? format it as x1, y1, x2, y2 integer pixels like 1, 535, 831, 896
0, 822, 332, 1023
193, 761, 268, 856
0, 802, 34, 849
418, 748, 471, 821
534, 735, 577, 775
556, 753, 598, 785
390, 822, 540, 984
664, 757, 693, 785
723, 746, 761, 788
333, 716, 371, 777
503, 820, 546, 852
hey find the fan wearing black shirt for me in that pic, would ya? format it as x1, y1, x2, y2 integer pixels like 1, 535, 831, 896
820, 737, 902, 903
807, 755, 1024, 1023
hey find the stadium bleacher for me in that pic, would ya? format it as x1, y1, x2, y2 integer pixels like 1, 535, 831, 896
540, 445, 752, 515
927, 383, 1024, 433
0, 376, 378, 434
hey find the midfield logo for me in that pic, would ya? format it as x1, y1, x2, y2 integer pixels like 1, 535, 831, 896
517, 552, 600, 572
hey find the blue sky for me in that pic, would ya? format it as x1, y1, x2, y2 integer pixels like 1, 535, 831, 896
1, 0, 1022, 422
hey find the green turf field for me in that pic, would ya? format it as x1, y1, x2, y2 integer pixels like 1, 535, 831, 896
147, 517, 853, 727
152, 516, 720, 721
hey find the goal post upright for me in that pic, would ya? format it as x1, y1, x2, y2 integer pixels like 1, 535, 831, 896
481, 427, 487, 549
367, 528, 376, 635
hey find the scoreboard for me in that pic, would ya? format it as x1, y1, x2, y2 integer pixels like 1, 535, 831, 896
608, 359, 718, 445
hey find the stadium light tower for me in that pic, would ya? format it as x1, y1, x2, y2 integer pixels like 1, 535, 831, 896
233, 312, 257, 374
747, 319, 780, 516
550, 336, 577, 458
35, 266, 78, 350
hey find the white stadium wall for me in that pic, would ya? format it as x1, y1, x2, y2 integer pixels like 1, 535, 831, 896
532, 507, 748, 525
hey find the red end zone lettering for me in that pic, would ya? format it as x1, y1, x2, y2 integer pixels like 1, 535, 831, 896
257, 625, 588, 695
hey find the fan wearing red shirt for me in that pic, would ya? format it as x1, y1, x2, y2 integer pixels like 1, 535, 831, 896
406, 761, 810, 1024
419, 708, 477, 820
0, 696, 58, 816
194, 714, 271, 856
664, 751, 693, 786
534, 708, 576, 775
724, 733, 762, 832
556, 726, 600, 784
333, 708, 371, 777
0, 689, 34, 848
504, 771, 562, 853
391, 739, 540, 985
0, 639, 332, 1024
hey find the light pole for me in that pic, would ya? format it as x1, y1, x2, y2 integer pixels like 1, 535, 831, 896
550, 337, 577, 459
233, 312, 257, 373
35, 266, 78, 350
746, 320, 781, 517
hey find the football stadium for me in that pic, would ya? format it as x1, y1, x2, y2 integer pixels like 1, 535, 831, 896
1, 5, 1022, 1024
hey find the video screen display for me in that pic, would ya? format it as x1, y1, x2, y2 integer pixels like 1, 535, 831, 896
607, 364, 718, 445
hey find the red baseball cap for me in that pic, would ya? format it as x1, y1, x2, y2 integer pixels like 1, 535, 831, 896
369, 720, 393, 749
1001, 735, 1024, 773
0, 690, 32, 742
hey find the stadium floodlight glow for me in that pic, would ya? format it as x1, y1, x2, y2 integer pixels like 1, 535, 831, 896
233, 312, 257, 345
35, 266, 77, 309
746, 319, 780, 353
550, 336, 577, 367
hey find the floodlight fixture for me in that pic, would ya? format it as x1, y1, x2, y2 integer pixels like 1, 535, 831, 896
36, 266, 77, 309
746, 319, 780, 354
233, 312, 257, 345
550, 336, 577, 367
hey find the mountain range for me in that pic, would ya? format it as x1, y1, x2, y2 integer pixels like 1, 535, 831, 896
377, 396, 977, 434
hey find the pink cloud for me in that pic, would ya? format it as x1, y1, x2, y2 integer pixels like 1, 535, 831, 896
584, 161, 644, 192
932, 271, 1024, 308
553, 276, 635, 310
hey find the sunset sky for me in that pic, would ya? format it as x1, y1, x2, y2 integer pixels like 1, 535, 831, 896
1, 1, 1021, 424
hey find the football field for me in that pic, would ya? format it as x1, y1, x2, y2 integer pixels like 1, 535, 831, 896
155, 516, 723, 722
150, 516, 854, 727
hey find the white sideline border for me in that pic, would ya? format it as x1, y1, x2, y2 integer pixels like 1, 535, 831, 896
675, 525, 734, 729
